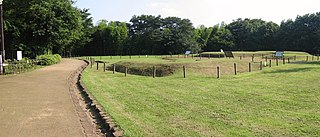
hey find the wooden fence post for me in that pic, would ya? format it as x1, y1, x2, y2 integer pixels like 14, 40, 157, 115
249, 63, 252, 72
234, 63, 237, 75
252, 56, 254, 62
125, 67, 128, 77
288, 58, 290, 63
276, 58, 279, 66
240, 56, 242, 60
96, 62, 99, 70
317, 55, 319, 61
265, 56, 268, 62
153, 66, 156, 78
283, 58, 285, 64
260, 61, 263, 70
113, 64, 116, 74
103, 63, 106, 72
217, 66, 220, 79
183, 65, 186, 78
269, 60, 272, 67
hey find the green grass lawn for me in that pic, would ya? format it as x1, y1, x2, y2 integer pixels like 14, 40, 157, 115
82, 52, 320, 136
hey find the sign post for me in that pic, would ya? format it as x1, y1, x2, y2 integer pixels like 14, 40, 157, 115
0, 0, 5, 62
275, 51, 284, 58
0, 55, 3, 75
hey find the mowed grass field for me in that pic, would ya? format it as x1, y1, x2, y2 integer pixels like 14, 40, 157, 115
82, 52, 320, 136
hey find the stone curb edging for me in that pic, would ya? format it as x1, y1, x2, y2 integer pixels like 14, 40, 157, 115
78, 60, 124, 137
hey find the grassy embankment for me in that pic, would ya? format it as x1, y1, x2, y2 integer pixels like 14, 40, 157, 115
82, 51, 320, 136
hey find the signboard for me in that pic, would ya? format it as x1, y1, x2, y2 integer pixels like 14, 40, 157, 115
185, 51, 191, 55
275, 51, 284, 57
224, 51, 234, 58
17, 51, 23, 60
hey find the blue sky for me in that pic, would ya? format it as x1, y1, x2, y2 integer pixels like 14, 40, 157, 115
74, 0, 320, 27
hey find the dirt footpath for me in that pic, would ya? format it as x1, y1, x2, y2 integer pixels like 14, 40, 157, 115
0, 59, 98, 137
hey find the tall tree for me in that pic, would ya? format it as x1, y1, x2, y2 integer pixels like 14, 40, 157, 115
195, 25, 213, 49
3, 0, 88, 57
206, 25, 234, 51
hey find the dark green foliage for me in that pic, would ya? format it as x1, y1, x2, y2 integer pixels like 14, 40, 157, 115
86, 15, 200, 56
2, 0, 320, 57
108, 62, 177, 77
3, 0, 92, 58
276, 13, 320, 54
4, 58, 37, 74
36, 54, 62, 66
226, 18, 279, 51
206, 25, 235, 51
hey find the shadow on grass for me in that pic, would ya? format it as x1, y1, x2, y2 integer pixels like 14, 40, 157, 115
263, 67, 313, 74
306, 61, 320, 65
291, 61, 320, 65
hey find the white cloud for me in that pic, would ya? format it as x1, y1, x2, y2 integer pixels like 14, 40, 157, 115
149, 1, 182, 17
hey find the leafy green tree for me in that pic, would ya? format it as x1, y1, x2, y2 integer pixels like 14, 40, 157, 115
276, 13, 320, 54
71, 9, 94, 56
128, 15, 162, 55
163, 17, 200, 54
195, 25, 213, 49
227, 18, 279, 51
206, 25, 234, 51
3, 0, 90, 57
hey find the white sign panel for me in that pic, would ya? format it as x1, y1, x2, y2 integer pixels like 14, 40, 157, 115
17, 51, 22, 60
275, 51, 284, 57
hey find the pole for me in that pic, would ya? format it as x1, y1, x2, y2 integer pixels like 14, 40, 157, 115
269, 60, 272, 67
183, 65, 186, 78
234, 63, 237, 75
0, 2, 5, 75
0, 2, 5, 62
217, 66, 220, 79
153, 66, 156, 78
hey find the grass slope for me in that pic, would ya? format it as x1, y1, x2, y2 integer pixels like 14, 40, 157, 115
82, 54, 320, 136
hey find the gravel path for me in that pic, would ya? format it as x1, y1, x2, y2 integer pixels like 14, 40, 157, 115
0, 59, 98, 137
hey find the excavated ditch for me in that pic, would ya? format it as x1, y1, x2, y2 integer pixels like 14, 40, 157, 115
68, 60, 123, 137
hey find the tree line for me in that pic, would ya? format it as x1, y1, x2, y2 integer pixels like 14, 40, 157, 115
2, 0, 320, 59
3, 0, 93, 58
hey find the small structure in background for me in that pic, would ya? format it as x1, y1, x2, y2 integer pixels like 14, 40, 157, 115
275, 51, 284, 58
224, 51, 234, 58
185, 51, 191, 55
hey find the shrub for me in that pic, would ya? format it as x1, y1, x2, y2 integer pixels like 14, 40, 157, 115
36, 54, 62, 66
107, 62, 178, 77
3, 58, 37, 74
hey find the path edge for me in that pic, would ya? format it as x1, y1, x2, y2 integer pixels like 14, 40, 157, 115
72, 59, 124, 137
